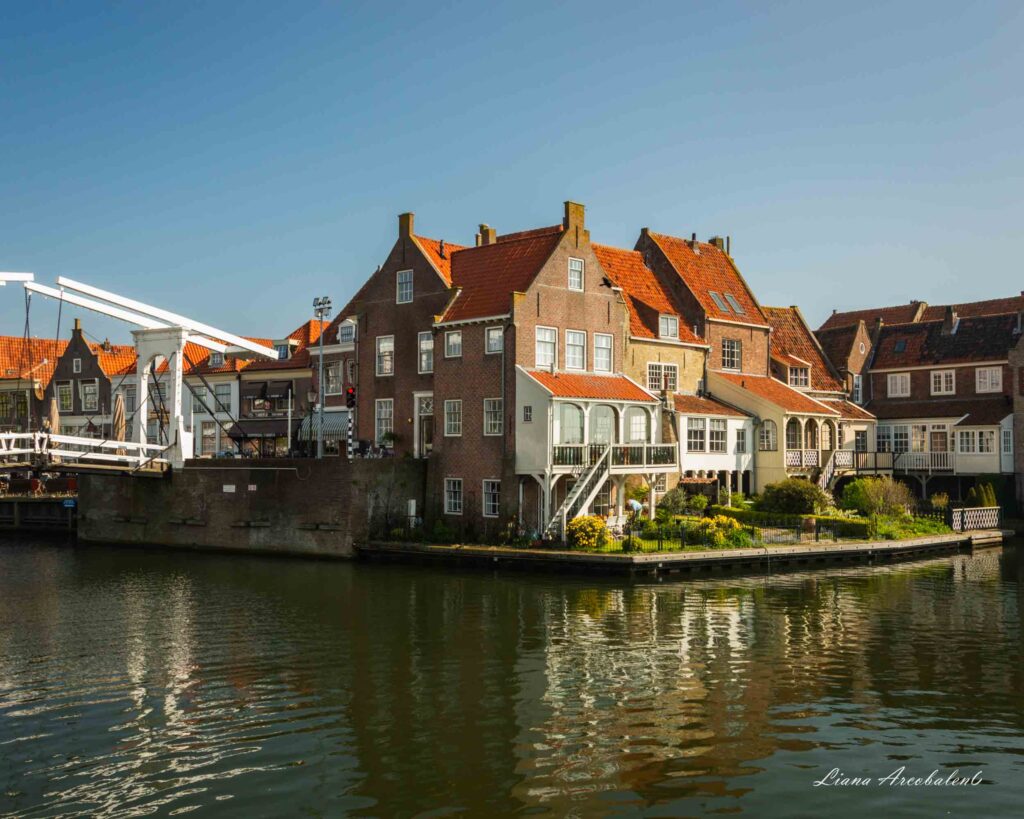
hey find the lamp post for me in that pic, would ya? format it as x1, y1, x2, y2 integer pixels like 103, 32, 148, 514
312, 296, 332, 458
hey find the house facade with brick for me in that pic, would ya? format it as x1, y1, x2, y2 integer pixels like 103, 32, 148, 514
1012, 334, 1024, 509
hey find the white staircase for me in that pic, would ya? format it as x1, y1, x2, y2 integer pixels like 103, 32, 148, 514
543, 445, 611, 541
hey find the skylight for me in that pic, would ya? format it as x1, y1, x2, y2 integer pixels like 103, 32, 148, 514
724, 293, 745, 314
894, 339, 907, 353
709, 291, 730, 312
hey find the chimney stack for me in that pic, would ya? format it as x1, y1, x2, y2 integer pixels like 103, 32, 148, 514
476, 224, 497, 246
439, 239, 446, 259
709, 236, 725, 250
398, 212, 414, 238
562, 201, 585, 233
941, 305, 958, 336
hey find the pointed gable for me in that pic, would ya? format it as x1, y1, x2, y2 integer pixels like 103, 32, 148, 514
413, 235, 465, 286
644, 231, 767, 326
591, 243, 703, 345
762, 306, 845, 392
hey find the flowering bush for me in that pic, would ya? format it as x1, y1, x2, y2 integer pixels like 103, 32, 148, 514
705, 515, 752, 549
566, 515, 610, 551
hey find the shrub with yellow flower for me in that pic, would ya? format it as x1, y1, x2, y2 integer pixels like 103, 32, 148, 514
565, 515, 610, 551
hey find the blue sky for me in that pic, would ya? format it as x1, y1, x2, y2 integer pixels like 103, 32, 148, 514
2, 0, 1022, 345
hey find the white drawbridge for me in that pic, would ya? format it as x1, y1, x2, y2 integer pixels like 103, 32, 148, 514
2, 271, 278, 470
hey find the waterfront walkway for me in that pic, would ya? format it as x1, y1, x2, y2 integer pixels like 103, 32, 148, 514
360, 530, 1011, 575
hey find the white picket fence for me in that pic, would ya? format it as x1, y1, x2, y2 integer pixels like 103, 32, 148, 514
0, 432, 169, 469
950, 506, 1001, 532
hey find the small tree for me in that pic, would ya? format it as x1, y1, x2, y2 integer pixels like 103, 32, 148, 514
757, 478, 831, 515
862, 476, 915, 517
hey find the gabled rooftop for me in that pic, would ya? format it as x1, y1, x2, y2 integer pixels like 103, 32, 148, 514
819, 301, 926, 332
673, 393, 748, 417
762, 305, 845, 393
643, 230, 767, 326
522, 369, 657, 402
814, 322, 863, 372
714, 371, 840, 416
0, 336, 67, 384
871, 313, 1019, 369
591, 243, 703, 345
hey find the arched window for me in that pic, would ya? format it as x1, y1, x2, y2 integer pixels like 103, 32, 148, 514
804, 421, 818, 450
590, 405, 617, 444
625, 407, 649, 443
821, 422, 833, 450
786, 419, 802, 451
559, 403, 584, 444
759, 420, 778, 451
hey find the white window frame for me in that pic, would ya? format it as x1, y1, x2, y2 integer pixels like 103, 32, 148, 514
975, 366, 1002, 393
444, 330, 462, 359
788, 367, 809, 388
565, 330, 586, 370
324, 361, 343, 395
338, 322, 356, 344
209, 352, 224, 367
568, 257, 584, 291
721, 338, 741, 371
1002, 428, 1013, 455
418, 332, 434, 374
376, 335, 394, 376
79, 379, 99, 412
213, 383, 232, 412
647, 362, 678, 392
375, 398, 393, 445
485, 326, 503, 354
72, 358, 82, 374
735, 427, 747, 454
535, 326, 556, 368
887, 372, 911, 398
852, 373, 863, 404
687, 417, 706, 452
658, 315, 679, 340
483, 398, 502, 436
482, 479, 500, 518
708, 418, 727, 452
957, 429, 976, 453
57, 381, 73, 413
444, 399, 462, 436
444, 478, 463, 515
396, 269, 413, 304
594, 333, 612, 373
930, 369, 955, 396
523, 405, 533, 423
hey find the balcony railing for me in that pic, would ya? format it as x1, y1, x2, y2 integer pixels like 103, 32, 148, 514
553, 443, 677, 469
894, 451, 954, 473
785, 449, 819, 468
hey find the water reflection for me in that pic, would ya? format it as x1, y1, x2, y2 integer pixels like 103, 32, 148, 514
0, 541, 1021, 817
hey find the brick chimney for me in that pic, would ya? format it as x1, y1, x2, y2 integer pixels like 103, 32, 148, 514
941, 305, 958, 336
476, 224, 496, 246
563, 201, 585, 233
709, 236, 725, 250
398, 212, 414, 238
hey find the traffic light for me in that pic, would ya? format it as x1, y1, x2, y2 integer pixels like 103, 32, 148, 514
345, 386, 356, 409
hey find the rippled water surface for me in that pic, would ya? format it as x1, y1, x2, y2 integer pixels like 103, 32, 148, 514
1, 539, 1022, 817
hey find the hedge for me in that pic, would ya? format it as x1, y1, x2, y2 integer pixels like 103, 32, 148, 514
709, 505, 872, 539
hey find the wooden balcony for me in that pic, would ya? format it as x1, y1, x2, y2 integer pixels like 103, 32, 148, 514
893, 451, 955, 473
552, 443, 677, 472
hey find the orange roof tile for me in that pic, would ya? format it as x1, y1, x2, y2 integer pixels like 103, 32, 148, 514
523, 370, 657, 402
921, 295, 1024, 322
762, 306, 846, 393
89, 343, 137, 377
715, 371, 839, 415
497, 225, 562, 243
673, 393, 748, 417
0, 336, 67, 384
814, 323, 861, 372
823, 399, 875, 421
872, 314, 1018, 369
413, 235, 465, 285
442, 230, 564, 322
592, 243, 703, 345
646, 231, 767, 325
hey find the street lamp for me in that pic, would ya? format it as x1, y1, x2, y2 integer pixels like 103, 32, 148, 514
312, 296, 332, 458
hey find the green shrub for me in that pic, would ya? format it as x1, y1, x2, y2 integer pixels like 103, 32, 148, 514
757, 478, 831, 514
566, 515, 609, 551
838, 476, 914, 517
929, 491, 949, 511
688, 494, 709, 514
656, 487, 688, 517
839, 479, 872, 515
710, 505, 873, 539
639, 520, 660, 540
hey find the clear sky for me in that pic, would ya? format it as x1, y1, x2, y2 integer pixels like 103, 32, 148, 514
2, 1, 1022, 345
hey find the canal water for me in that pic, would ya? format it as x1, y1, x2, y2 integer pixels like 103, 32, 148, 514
1, 540, 1021, 818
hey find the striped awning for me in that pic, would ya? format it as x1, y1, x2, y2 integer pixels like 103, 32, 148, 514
297, 411, 350, 441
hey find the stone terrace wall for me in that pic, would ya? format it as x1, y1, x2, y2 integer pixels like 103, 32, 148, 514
78, 458, 426, 558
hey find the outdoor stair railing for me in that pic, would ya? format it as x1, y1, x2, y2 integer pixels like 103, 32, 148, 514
543, 445, 611, 541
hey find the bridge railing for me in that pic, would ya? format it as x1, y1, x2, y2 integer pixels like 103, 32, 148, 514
0, 432, 170, 467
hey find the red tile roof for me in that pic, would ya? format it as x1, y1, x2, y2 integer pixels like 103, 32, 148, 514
89, 343, 138, 377
818, 301, 926, 331
814, 323, 860, 372
523, 370, 657, 402
673, 393, 748, 417
0, 336, 67, 384
866, 396, 1010, 423
497, 225, 562, 243
823, 399, 875, 421
592, 243, 703, 345
646, 231, 767, 325
871, 314, 1019, 369
413, 235, 465, 285
288, 319, 325, 347
762, 306, 846, 393
715, 371, 839, 415
921, 295, 1024, 322
442, 230, 564, 322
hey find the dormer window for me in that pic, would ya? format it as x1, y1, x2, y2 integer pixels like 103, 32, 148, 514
209, 352, 224, 367
338, 322, 356, 344
658, 315, 679, 339
788, 366, 809, 388
568, 258, 584, 291
275, 344, 290, 360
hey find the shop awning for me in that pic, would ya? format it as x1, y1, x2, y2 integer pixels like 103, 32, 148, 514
298, 411, 350, 441
226, 418, 299, 439
266, 380, 293, 399
240, 381, 265, 399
